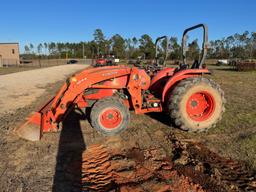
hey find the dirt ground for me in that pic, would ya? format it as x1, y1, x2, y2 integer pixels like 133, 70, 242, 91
0, 66, 255, 191
0, 64, 86, 116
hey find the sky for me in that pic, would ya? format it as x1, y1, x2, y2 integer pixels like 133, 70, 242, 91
0, 0, 255, 53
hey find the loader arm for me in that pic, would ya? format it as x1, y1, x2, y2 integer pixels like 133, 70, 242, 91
16, 66, 131, 141
51, 67, 131, 122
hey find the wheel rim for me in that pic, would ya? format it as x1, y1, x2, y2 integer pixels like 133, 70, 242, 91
186, 91, 215, 121
99, 108, 123, 129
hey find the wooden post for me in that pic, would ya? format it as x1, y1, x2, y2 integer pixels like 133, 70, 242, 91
0, 55, 2, 67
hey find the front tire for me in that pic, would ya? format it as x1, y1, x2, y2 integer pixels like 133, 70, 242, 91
90, 97, 130, 135
168, 77, 225, 132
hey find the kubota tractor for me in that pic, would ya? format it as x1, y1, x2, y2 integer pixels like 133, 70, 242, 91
93, 54, 118, 67
16, 24, 225, 141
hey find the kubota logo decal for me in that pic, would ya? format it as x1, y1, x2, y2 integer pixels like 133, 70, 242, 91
77, 78, 87, 85
102, 71, 118, 76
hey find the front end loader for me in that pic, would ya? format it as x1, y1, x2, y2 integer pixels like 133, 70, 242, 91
16, 24, 225, 141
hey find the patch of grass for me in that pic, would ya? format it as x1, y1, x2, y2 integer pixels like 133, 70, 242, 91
129, 68, 256, 170
238, 133, 256, 168
188, 69, 256, 169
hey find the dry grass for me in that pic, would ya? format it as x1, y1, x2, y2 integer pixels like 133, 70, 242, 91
0, 66, 38, 75
129, 66, 256, 170
1, 63, 255, 169
203, 69, 256, 169
0, 63, 255, 191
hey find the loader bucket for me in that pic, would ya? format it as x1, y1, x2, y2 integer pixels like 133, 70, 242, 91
15, 112, 42, 141
15, 96, 55, 141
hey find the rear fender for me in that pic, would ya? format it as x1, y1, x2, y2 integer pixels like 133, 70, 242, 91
149, 68, 175, 95
150, 68, 175, 87
161, 69, 210, 102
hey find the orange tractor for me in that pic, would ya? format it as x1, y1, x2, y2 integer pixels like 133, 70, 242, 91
16, 24, 225, 141
93, 54, 118, 67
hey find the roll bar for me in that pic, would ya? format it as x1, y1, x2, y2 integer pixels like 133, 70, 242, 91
182, 24, 208, 68
155, 36, 169, 67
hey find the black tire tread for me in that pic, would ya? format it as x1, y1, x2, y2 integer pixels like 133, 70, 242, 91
90, 97, 130, 135
169, 77, 225, 132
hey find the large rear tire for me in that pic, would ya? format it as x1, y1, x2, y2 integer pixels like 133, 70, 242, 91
168, 77, 225, 132
90, 97, 130, 135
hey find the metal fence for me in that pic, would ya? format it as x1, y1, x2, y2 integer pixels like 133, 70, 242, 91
0, 58, 93, 68
0, 58, 20, 67
234, 62, 256, 71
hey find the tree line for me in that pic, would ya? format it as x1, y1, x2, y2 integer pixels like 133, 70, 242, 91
209, 31, 256, 59
22, 29, 256, 60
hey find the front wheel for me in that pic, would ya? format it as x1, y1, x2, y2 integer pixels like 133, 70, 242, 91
90, 97, 130, 135
168, 77, 225, 132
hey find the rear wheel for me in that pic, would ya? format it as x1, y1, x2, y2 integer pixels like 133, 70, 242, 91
168, 77, 225, 132
90, 97, 130, 135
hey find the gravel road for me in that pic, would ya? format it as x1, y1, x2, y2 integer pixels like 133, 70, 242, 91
0, 64, 86, 116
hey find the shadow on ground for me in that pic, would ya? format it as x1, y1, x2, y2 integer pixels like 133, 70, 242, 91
147, 112, 178, 128
52, 109, 86, 192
